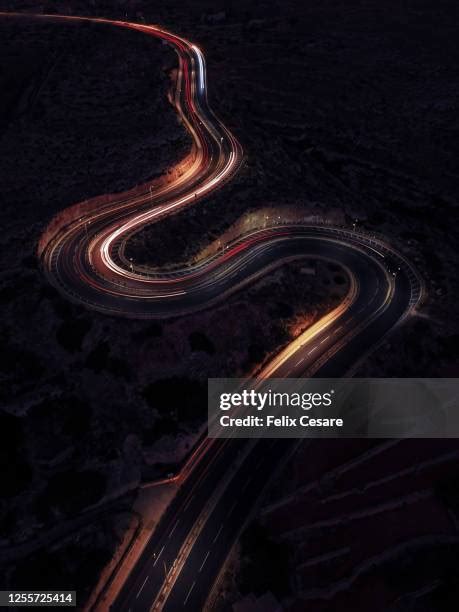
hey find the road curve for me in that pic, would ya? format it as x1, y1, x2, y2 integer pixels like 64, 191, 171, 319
2, 11, 424, 612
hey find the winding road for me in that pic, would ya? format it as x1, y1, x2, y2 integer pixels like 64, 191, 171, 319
2, 11, 424, 612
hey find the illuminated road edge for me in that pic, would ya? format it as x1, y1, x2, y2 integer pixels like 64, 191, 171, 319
1, 11, 425, 612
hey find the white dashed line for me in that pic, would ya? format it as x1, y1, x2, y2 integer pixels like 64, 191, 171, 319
136, 575, 149, 599
168, 519, 180, 538
242, 476, 251, 491
183, 581, 196, 606
213, 524, 223, 543
183, 494, 194, 511
320, 335, 329, 344
307, 346, 317, 356
199, 550, 210, 572
152, 545, 164, 567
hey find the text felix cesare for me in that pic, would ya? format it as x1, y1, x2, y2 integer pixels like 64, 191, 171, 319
218, 389, 344, 429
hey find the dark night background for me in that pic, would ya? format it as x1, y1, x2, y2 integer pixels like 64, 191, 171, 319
0, 1, 458, 610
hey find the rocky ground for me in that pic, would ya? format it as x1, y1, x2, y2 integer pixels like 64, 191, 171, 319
258, 439, 459, 612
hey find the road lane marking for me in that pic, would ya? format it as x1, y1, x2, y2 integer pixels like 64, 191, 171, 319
168, 519, 180, 538
227, 501, 237, 517
136, 575, 149, 599
152, 545, 165, 567
183, 494, 195, 511
183, 581, 196, 606
320, 335, 329, 344
334, 325, 343, 334
199, 550, 210, 572
307, 346, 317, 356
213, 524, 223, 543
241, 476, 252, 491
295, 358, 304, 366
